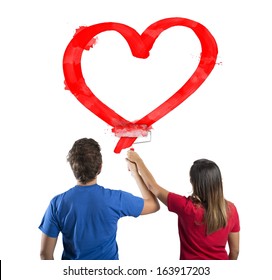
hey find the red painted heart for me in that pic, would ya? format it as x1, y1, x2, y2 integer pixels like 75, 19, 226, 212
63, 18, 218, 153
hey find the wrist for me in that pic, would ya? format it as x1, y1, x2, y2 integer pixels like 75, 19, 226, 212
130, 169, 138, 176
135, 158, 144, 168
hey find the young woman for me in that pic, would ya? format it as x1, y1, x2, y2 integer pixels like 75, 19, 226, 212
127, 150, 240, 260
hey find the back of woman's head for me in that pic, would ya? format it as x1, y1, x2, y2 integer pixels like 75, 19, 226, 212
190, 159, 223, 205
190, 159, 228, 235
67, 138, 102, 184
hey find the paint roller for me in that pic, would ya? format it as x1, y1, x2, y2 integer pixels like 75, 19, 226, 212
112, 123, 152, 149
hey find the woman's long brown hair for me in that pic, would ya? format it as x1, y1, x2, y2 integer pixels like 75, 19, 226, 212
190, 159, 228, 235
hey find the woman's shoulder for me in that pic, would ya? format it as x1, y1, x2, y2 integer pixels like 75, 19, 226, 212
226, 200, 237, 208
169, 192, 204, 210
168, 192, 189, 201
226, 200, 239, 215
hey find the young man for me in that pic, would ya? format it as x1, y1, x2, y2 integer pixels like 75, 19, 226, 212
39, 138, 159, 260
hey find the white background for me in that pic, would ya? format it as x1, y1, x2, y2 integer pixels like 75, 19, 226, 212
1, 0, 271, 278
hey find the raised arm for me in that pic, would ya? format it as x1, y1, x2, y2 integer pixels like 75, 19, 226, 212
127, 158, 160, 215
127, 150, 169, 206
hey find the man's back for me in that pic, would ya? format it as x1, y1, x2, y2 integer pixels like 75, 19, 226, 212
39, 184, 144, 259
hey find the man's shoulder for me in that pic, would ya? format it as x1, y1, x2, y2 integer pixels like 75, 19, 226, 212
50, 187, 75, 203
100, 185, 141, 201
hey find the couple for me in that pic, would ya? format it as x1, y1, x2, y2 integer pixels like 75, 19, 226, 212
39, 138, 240, 260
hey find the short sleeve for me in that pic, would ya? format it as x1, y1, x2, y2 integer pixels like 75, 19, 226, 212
229, 203, 240, 232
119, 191, 144, 218
167, 192, 188, 214
38, 196, 61, 238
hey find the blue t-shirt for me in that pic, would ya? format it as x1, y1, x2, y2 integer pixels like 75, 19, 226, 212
39, 184, 144, 260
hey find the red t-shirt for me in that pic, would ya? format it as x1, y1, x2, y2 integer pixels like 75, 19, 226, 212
167, 192, 240, 260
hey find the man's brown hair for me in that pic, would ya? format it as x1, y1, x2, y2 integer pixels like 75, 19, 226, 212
67, 138, 102, 184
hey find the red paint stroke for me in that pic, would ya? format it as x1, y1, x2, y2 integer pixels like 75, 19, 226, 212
112, 124, 150, 137
63, 18, 218, 153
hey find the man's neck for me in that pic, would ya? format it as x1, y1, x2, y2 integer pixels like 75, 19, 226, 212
77, 178, 97, 186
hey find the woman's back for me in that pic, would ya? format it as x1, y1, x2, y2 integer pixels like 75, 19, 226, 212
168, 193, 240, 260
